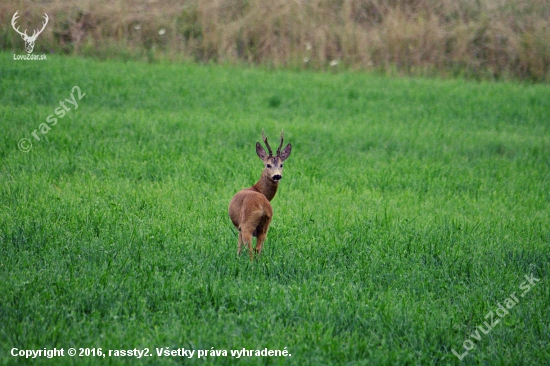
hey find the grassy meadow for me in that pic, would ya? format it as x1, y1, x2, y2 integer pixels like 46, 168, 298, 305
1, 53, 549, 365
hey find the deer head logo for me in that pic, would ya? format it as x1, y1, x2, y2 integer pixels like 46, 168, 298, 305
11, 11, 49, 54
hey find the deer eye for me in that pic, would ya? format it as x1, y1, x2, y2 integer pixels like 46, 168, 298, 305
280, 164, 283, 167
267, 164, 272, 168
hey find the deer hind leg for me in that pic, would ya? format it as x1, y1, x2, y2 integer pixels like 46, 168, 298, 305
255, 232, 267, 257
239, 226, 255, 260
255, 215, 272, 257
237, 230, 243, 256
240, 213, 265, 261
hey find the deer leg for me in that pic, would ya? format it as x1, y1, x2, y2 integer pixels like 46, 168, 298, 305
248, 239, 255, 261
243, 232, 254, 261
237, 230, 243, 256
255, 217, 272, 257
239, 209, 266, 261
255, 233, 266, 256
240, 228, 254, 261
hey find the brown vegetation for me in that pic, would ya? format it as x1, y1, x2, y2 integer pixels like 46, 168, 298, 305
1, 0, 549, 81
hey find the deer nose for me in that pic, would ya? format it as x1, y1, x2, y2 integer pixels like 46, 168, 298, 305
273, 174, 282, 181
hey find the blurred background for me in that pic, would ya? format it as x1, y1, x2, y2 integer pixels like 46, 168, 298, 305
2, 0, 549, 81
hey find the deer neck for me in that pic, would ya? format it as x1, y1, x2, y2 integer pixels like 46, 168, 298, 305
252, 170, 279, 201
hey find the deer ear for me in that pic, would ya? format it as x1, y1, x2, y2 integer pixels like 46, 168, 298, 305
279, 143, 292, 161
256, 142, 268, 160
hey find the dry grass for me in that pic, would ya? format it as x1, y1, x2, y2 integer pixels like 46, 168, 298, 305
1, 0, 549, 80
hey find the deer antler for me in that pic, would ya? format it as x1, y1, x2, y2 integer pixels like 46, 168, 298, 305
262, 129, 273, 157
276, 130, 284, 157
11, 11, 28, 38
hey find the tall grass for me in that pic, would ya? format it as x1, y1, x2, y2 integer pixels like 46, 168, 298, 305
1, 0, 549, 81
1, 53, 549, 365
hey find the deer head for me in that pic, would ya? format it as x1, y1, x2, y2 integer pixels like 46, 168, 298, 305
11, 11, 49, 54
256, 130, 292, 183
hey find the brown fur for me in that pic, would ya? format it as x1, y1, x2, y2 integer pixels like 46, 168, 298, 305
228, 131, 291, 260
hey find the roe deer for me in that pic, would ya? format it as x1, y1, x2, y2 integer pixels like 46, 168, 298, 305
228, 130, 292, 260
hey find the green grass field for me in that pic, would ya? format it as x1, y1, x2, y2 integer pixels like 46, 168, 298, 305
1, 53, 549, 365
